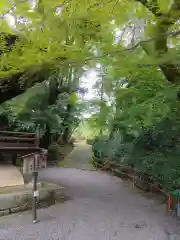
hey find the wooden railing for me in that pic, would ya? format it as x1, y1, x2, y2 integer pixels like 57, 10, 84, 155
92, 156, 167, 196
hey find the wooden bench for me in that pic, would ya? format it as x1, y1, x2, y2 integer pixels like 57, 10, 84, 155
0, 130, 40, 151
0, 129, 48, 187
0, 129, 41, 166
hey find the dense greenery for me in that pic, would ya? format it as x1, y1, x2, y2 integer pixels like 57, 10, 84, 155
90, 65, 180, 190
1, 0, 180, 188
0, 67, 86, 147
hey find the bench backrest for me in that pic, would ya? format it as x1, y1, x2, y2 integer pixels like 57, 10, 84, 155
0, 130, 40, 150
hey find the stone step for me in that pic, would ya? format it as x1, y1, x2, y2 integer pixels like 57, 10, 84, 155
0, 182, 65, 216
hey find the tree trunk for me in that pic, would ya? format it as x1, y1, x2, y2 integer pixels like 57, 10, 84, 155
40, 125, 51, 149
61, 104, 72, 144
137, 0, 180, 84
40, 78, 60, 149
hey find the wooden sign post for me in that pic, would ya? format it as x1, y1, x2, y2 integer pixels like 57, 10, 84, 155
32, 154, 40, 224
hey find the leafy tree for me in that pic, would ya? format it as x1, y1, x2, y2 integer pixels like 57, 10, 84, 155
1, 0, 180, 85
0, 64, 86, 149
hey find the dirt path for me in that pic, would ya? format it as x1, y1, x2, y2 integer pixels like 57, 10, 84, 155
0, 142, 180, 239
60, 141, 94, 170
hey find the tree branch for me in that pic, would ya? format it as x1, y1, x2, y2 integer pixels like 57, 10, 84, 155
135, 0, 180, 82
135, 0, 161, 16
55, 28, 180, 67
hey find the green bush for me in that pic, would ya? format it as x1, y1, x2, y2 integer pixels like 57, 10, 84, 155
92, 109, 180, 191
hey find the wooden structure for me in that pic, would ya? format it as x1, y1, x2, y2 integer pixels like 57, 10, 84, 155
0, 130, 40, 151
22, 150, 47, 174
0, 129, 47, 188
0, 129, 40, 166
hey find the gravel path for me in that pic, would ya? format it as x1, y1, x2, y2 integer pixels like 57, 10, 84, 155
0, 142, 180, 240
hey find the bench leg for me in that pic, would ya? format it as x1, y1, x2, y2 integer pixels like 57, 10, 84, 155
12, 153, 17, 166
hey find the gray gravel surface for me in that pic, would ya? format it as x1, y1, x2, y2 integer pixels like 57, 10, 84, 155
0, 143, 180, 240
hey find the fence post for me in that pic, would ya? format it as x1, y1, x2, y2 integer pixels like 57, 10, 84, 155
167, 194, 172, 213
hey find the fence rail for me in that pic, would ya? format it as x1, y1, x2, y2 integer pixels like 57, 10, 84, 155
92, 156, 168, 197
